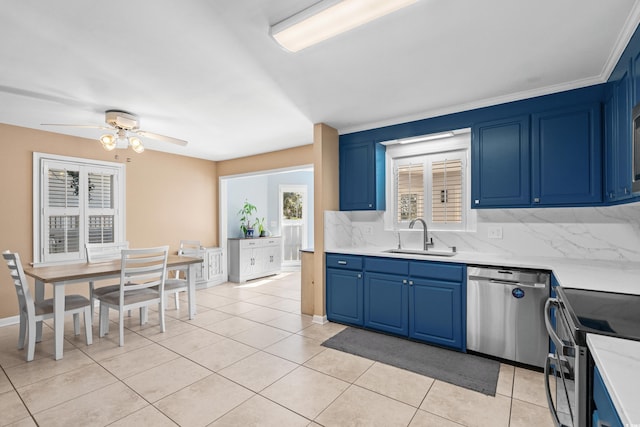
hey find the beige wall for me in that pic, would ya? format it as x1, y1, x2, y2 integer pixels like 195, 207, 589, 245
313, 124, 339, 318
0, 124, 218, 319
0, 122, 318, 321
217, 145, 313, 177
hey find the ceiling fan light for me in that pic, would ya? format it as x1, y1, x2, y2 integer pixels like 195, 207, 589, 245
100, 134, 117, 151
130, 137, 145, 153
100, 134, 115, 145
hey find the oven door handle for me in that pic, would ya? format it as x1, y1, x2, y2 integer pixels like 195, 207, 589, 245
545, 353, 570, 427
544, 298, 566, 355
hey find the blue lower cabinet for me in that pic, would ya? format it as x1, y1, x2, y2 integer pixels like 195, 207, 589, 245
326, 268, 363, 326
364, 272, 408, 335
409, 278, 463, 350
327, 254, 465, 351
592, 366, 623, 427
326, 253, 364, 326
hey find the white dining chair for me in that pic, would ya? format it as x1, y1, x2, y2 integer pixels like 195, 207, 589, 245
97, 246, 169, 346
86, 242, 130, 322
2, 250, 93, 361
164, 240, 201, 310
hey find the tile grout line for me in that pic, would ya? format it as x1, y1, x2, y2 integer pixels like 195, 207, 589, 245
1, 363, 39, 426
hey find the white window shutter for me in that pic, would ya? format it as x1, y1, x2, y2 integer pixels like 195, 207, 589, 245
35, 154, 125, 264
396, 163, 425, 222
431, 159, 463, 224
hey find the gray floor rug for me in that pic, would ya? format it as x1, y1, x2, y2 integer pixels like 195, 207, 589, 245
322, 327, 500, 396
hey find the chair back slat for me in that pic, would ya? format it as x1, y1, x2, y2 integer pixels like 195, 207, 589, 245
119, 246, 168, 294
86, 242, 129, 263
3, 251, 36, 319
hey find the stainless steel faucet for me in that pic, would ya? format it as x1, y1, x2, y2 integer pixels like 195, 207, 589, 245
409, 218, 433, 251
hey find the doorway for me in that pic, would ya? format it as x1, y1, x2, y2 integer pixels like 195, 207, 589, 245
219, 167, 313, 278
279, 185, 308, 268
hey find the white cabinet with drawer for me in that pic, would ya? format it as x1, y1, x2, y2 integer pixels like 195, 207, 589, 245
228, 237, 282, 283
180, 246, 225, 288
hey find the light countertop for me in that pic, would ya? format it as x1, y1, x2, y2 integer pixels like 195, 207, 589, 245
587, 334, 640, 425
325, 247, 640, 294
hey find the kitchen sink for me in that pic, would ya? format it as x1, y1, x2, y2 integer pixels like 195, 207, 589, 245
384, 248, 457, 257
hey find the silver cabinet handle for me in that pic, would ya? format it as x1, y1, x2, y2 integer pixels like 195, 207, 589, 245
338, 260, 347, 265
409, 280, 413, 285
357, 273, 362, 278
534, 197, 540, 203
402, 279, 407, 284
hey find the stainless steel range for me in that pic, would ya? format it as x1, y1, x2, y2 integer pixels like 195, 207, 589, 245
544, 287, 640, 427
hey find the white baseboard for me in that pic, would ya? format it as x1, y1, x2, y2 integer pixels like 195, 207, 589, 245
312, 315, 327, 325
0, 315, 20, 328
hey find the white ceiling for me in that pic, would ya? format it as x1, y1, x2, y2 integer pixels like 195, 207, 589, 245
2, 0, 639, 161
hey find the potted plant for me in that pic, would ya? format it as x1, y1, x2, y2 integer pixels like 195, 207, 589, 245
255, 217, 266, 237
238, 200, 257, 238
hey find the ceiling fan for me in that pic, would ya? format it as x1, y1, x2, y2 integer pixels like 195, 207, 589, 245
42, 110, 188, 153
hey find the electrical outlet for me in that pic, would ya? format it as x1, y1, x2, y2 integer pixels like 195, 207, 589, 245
363, 225, 374, 236
488, 226, 503, 239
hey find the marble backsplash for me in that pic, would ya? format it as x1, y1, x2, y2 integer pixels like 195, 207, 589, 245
324, 202, 640, 262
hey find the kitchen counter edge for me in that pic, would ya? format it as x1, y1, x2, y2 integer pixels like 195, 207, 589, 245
324, 247, 640, 295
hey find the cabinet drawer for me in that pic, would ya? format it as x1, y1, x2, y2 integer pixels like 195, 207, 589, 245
365, 257, 409, 275
410, 261, 464, 282
239, 239, 263, 249
326, 254, 363, 270
262, 238, 280, 247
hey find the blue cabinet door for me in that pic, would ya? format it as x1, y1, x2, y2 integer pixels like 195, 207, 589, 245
532, 103, 602, 205
409, 278, 463, 350
614, 61, 633, 200
326, 268, 363, 326
364, 272, 408, 335
592, 366, 623, 427
339, 141, 386, 211
471, 115, 530, 207
604, 87, 618, 202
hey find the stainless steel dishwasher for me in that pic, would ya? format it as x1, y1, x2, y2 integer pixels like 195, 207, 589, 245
466, 265, 550, 368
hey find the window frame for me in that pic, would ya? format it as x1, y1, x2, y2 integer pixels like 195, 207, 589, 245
383, 129, 475, 232
33, 152, 126, 265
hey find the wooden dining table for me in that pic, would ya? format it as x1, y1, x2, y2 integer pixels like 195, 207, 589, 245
23, 254, 203, 360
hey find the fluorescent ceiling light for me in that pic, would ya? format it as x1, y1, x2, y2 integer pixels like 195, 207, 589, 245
271, 0, 418, 52
398, 132, 455, 144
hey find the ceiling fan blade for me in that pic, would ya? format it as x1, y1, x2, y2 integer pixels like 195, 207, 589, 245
41, 123, 111, 130
136, 130, 188, 146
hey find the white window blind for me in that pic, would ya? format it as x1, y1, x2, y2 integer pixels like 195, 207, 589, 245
431, 159, 462, 224
396, 163, 424, 222
45, 164, 81, 258
393, 150, 466, 230
87, 172, 115, 244
35, 154, 125, 264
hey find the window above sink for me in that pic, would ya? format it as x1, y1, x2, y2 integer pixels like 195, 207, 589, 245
381, 129, 477, 232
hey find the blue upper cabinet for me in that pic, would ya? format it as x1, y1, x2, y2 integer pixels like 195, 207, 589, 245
606, 59, 633, 201
339, 140, 386, 211
532, 103, 602, 205
472, 103, 603, 208
471, 115, 530, 207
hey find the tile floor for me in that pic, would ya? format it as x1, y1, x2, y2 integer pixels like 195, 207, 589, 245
0, 271, 555, 426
